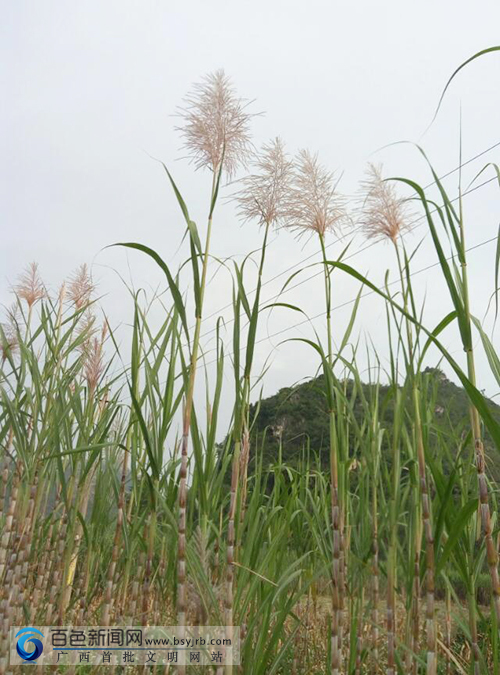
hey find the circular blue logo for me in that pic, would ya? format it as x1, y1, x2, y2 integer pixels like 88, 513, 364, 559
15, 628, 44, 661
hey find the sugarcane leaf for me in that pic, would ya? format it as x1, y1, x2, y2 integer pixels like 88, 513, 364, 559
472, 316, 500, 387
327, 260, 500, 448
436, 498, 478, 575
433, 46, 500, 123
111, 242, 188, 339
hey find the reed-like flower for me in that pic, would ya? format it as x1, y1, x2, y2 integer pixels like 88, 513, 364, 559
359, 163, 413, 243
177, 69, 253, 177
0, 316, 19, 363
77, 310, 97, 341
14, 262, 46, 307
234, 137, 293, 227
81, 323, 107, 392
68, 264, 95, 309
284, 150, 347, 238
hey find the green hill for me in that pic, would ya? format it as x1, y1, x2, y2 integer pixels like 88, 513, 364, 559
250, 367, 500, 480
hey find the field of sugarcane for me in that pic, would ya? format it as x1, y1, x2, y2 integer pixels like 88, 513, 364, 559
1, 49, 500, 674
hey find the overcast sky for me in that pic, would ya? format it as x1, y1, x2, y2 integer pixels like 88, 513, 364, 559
1, 2, 500, 430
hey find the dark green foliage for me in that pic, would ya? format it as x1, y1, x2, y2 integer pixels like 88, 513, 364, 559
250, 367, 500, 480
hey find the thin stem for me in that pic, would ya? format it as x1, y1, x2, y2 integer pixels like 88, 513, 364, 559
177, 172, 217, 674
457, 197, 500, 626
395, 241, 437, 675
319, 232, 344, 675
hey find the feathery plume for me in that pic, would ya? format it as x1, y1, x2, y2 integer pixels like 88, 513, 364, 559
284, 150, 347, 238
234, 137, 293, 227
14, 262, 46, 307
81, 323, 107, 392
358, 163, 414, 244
68, 264, 95, 309
76, 310, 97, 347
177, 69, 253, 177
0, 307, 19, 363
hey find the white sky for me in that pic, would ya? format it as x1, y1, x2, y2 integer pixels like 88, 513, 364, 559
1, 1, 500, 432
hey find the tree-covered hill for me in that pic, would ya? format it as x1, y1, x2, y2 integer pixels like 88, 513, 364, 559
250, 367, 500, 480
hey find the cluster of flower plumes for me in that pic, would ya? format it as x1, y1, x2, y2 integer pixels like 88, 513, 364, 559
1, 71, 415, 369
1, 262, 107, 392
177, 69, 414, 242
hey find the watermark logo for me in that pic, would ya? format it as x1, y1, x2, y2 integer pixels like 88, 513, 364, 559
10, 626, 239, 665
15, 628, 44, 662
